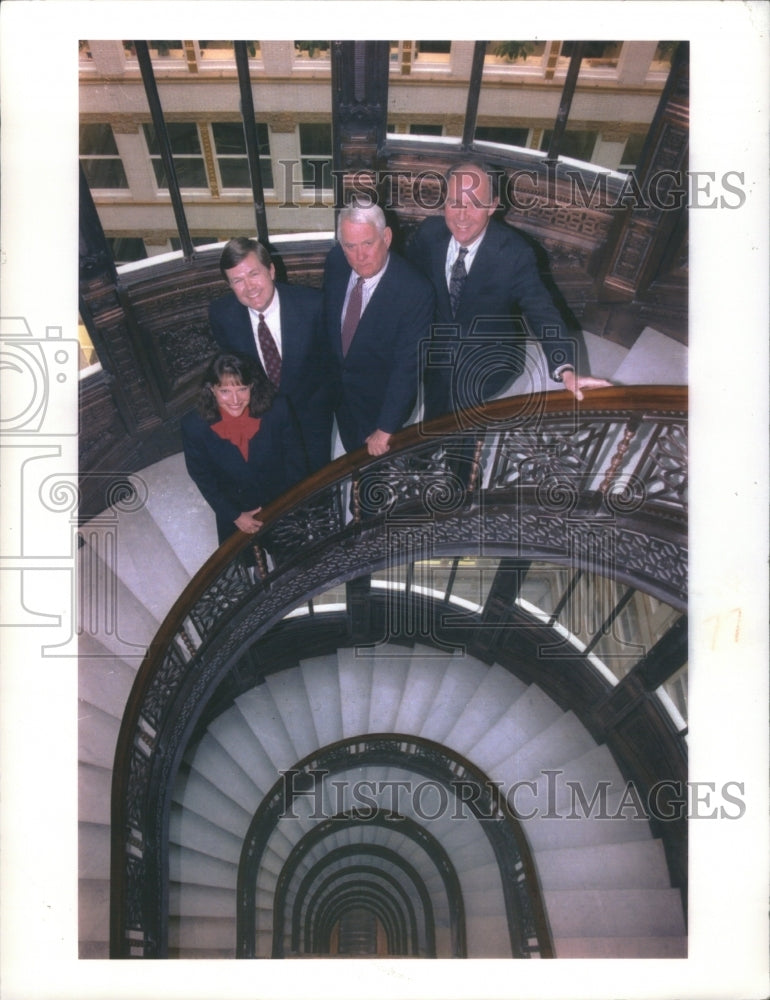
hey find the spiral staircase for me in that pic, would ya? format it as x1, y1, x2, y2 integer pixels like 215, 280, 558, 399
78, 328, 688, 960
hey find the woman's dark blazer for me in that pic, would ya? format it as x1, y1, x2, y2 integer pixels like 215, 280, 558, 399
181, 395, 307, 544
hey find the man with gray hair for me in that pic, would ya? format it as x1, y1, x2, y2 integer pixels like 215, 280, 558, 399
322, 203, 435, 455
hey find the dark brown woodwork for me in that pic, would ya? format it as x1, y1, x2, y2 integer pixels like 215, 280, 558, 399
596, 42, 689, 303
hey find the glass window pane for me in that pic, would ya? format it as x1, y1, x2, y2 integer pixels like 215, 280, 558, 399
212, 122, 246, 154
409, 123, 443, 136
657, 662, 687, 726
485, 41, 546, 67
413, 558, 455, 599
81, 158, 129, 188
170, 236, 220, 250
173, 159, 208, 187
299, 122, 331, 156
200, 40, 234, 54
166, 122, 202, 154
259, 158, 273, 188
219, 159, 251, 188
416, 41, 451, 61
541, 129, 598, 161
107, 237, 147, 264
474, 125, 529, 147
80, 123, 119, 155
144, 122, 202, 155
563, 40, 621, 62
518, 563, 572, 619
620, 132, 646, 171
294, 41, 330, 59
149, 40, 184, 58
447, 557, 500, 609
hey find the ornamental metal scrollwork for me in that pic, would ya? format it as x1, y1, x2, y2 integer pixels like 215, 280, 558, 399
112, 391, 688, 957
490, 419, 610, 490
638, 423, 688, 506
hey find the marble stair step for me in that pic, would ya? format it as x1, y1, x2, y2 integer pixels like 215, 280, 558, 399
82, 501, 192, 625
444, 662, 528, 755
78, 762, 112, 826
492, 710, 598, 786
367, 652, 412, 734
393, 653, 458, 733
554, 935, 687, 958
265, 666, 319, 761
171, 766, 252, 838
136, 452, 219, 576
168, 915, 236, 951
534, 838, 673, 891
78, 632, 138, 718
168, 802, 244, 865
468, 683, 565, 772
611, 326, 687, 386
419, 655, 492, 744
184, 729, 263, 812
77, 538, 162, 659
543, 887, 686, 940
206, 708, 278, 799
235, 684, 301, 772
336, 646, 375, 738
169, 846, 238, 889
300, 654, 344, 747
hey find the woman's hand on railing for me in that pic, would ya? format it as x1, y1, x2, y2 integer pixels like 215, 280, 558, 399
235, 507, 263, 534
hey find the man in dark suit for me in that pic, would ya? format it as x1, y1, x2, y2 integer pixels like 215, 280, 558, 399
406, 161, 610, 421
208, 237, 334, 472
323, 203, 435, 455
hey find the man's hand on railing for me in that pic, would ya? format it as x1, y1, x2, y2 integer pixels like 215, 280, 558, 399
235, 508, 264, 534
365, 429, 392, 456
561, 370, 614, 401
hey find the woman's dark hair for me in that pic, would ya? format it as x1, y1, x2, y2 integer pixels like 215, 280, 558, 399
197, 353, 276, 421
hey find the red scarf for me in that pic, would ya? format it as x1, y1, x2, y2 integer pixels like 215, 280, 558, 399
211, 410, 262, 459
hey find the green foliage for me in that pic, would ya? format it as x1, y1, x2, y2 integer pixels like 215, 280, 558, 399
295, 41, 330, 58
490, 41, 534, 63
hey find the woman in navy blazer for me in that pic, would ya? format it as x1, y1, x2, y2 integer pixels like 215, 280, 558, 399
208, 238, 334, 473
181, 353, 307, 545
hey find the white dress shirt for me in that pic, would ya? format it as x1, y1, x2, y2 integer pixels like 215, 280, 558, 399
248, 288, 282, 368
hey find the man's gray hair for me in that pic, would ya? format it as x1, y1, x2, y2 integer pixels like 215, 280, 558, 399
337, 202, 388, 239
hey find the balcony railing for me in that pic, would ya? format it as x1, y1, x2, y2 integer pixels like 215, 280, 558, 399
110, 384, 687, 956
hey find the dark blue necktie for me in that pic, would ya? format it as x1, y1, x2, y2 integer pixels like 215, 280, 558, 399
449, 247, 468, 316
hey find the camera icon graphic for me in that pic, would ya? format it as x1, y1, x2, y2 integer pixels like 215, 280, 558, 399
0, 317, 79, 435
419, 317, 577, 435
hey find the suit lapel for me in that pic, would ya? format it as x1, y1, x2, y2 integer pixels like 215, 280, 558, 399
456, 224, 500, 313
330, 261, 351, 361
432, 231, 453, 317
345, 256, 396, 357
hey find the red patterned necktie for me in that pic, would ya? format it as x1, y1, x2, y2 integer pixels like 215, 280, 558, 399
258, 313, 281, 387
341, 276, 364, 356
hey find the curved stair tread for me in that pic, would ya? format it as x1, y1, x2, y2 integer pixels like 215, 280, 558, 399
264, 666, 319, 761
533, 838, 673, 891
299, 655, 344, 747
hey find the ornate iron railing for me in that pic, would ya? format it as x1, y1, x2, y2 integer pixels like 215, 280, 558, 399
110, 385, 687, 957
